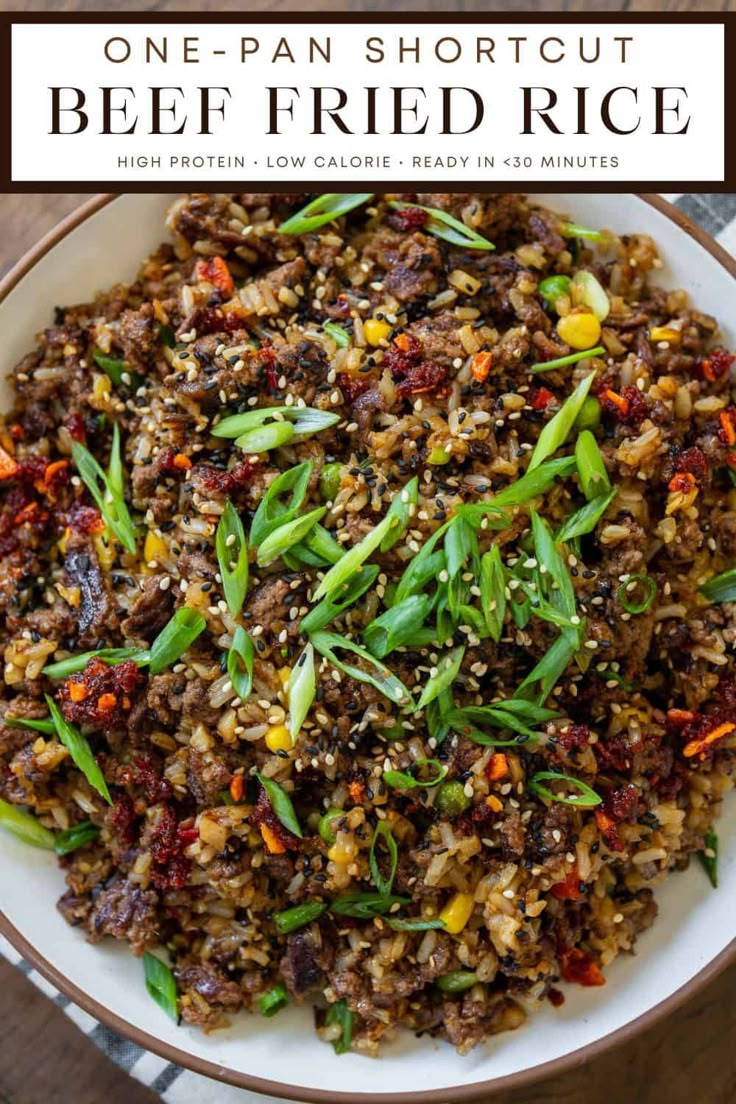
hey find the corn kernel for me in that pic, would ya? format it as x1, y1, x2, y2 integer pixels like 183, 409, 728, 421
364, 318, 392, 346
93, 532, 115, 571
265, 723, 292, 753
91, 373, 112, 406
649, 325, 681, 345
439, 891, 475, 934
57, 526, 71, 555
556, 311, 601, 351
327, 832, 357, 863
278, 667, 292, 691
144, 530, 167, 565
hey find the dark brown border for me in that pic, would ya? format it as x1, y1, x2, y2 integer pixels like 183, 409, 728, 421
0, 12, 733, 192
1, 192, 736, 1103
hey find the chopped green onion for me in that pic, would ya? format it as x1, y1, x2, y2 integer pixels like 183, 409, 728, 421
213, 405, 341, 440
234, 421, 295, 453
479, 545, 506, 642
434, 780, 471, 816
42, 647, 148, 680
617, 574, 657, 614
325, 998, 354, 1055
251, 462, 312, 546
329, 892, 409, 918
383, 758, 448, 790
158, 324, 176, 348
393, 522, 451, 605
323, 322, 351, 348
257, 507, 326, 567
528, 373, 595, 471
449, 699, 557, 742
556, 489, 617, 544
215, 501, 249, 617
256, 773, 303, 838
380, 477, 419, 552
528, 770, 602, 807
227, 626, 254, 701
312, 514, 393, 601
300, 566, 379, 635
697, 829, 718, 889
362, 594, 434, 659
260, 985, 289, 1017
454, 456, 577, 526
45, 696, 111, 805
444, 517, 478, 580
54, 820, 100, 855
300, 523, 343, 565
561, 221, 608, 243
0, 797, 55, 849
571, 270, 610, 322
575, 429, 611, 500
319, 461, 343, 502
71, 435, 137, 555
143, 951, 179, 1023
318, 807, 345, 845
309, 633, 414, 711
416, 645, 465, 712
538, 274, 571, 306
436, 971, 478, 993
93, 350, 141, 389
149, 608, 206, 674
369, 821, 398, 897
385, 917, 446, 931
388, 201, 495, 251
287, 643, 315, 741
274, 901, 326, 934
4, 714, 55, 734
531, 347, 605, 373
279, 193, 374, 235
514, 633, 578, 705
700, 569, 736, 605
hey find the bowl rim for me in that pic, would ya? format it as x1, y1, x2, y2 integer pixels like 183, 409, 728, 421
0, 191, 735, 1103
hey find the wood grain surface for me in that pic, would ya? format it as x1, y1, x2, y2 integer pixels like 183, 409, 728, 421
1, 22, 736, 1094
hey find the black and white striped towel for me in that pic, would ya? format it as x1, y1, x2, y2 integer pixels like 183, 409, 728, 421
1, 192, 734, 1104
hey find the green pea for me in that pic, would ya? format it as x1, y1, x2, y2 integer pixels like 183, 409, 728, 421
538, 275, 571, 310
434, 780, 471, 817
436, 971, 478, 993
574, 395, 602, 432
318, 807, 345, 845
319, 462, 342, 502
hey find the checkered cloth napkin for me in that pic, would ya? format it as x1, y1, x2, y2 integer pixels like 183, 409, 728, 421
2, 192, 735, 1103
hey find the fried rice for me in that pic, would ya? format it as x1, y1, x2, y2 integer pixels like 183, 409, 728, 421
0, 191, 735, 1055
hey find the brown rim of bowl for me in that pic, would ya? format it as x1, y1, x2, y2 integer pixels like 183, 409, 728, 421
0, 191, 735, 1103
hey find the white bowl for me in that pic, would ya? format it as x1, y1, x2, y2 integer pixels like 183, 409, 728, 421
1, 193, 735, 1103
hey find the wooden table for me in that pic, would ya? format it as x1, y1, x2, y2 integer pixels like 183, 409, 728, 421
2, 36, 736, 1097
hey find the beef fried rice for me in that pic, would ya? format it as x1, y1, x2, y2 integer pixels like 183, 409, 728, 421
1, 192, 735, 1055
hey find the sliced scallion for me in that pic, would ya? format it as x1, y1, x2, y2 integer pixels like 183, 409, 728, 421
143, 951, 179, 1023
93, 350, 141, 389
383, 758, 448, 790
388, 201, 495, 251
149, 608, 206, 674
575, 430, 611, 500
4, 714, 55, 734
531, 346, 605, 373
260, 985, 289, 1017
42, 647, 147, 680
697, 828, 718, 889
312, 514, 393, 601
380, 477, 419, 552
369, 821, 398, 897
257, 507, 326, 567
561, 221, 608, 243
617, 574, 657, 614
325, 998, 354, 1055
436, 971, 479, 993
215, 501, 249, 617
227, 626, 255, 701
71, 434, 137, 555
274, 901, 326, 934
54, 820, 100, 856
234, 421, 295, 453
287, 643, 315, 741
310, 631, 415, 708
250, 461, 312, 546
454, 456, 576, 525
416, 645, 465, 712
528, 373, 595, 471
45, 696, 111, 805
555, 489, 617, 544
329, 892, 410, 918
0, 797, 55, 849
528, 770, 602, 807
323, 322, 351, 348
279, 193, 374, 235
385, 916, 446, 931
479, 545, 506, 642
256, 773, 303, 838
362, 594, 434, 659
700, 569, 736, 605
300, 565, 379, 635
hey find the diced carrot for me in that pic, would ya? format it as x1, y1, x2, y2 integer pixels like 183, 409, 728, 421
720, 411, 736, 446
230, 774, 244, 802
666, 708, 696, 728
683, 721, 736, 759
172, 453, 192, 471
43, 459, 69, 486
550, 870, 584, 901
349, 779, 365, 803
0, 445, 18, 480
68, 682, 87, 703
486, 794, 503, 812
394, 333, 413, 352
487, 753, 509, 781
97, 693, 117, 712
471, 351, 493, 383
604, 389, 629, 414
595, 810, 616, 834
260, 823, 286, 854
194, 256, 235, 298
14, 502, 38, 525
667, 471, 696, 494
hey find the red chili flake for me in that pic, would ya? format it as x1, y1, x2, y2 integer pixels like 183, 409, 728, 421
194, 256, 235, 299
593, 730, 632, 772
190, 306, 248, 336
132, 754, 173, 805
67, 502, 105, 536
718, 407, 736, 446
249, 786, 300, 852
261, 346, 280, 390
697, 348, 735, 382
674, 446, 709, 485
9, 425, 24, 442
550, 870, 585, 901
388, 206, 427, 232
395, 361, 448, 398
559, 948, 605, 987
603, 782, 640, 822
337, 372, 370, 403
668, 470, 696, 496
150, 804, 179, 865
531, 386, 555, 411
602, 384, 648, 427
178, 826, 199, 847
382, 334, 423, 380
64, 412, 87, 443
110, 794, 138, 846
192, 458, 261, 498
151, 851, 191, 892
43, 459, 71, 498
548, 988, 565, 1008
60, 658, 142, 730
555, 723, 590, 753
